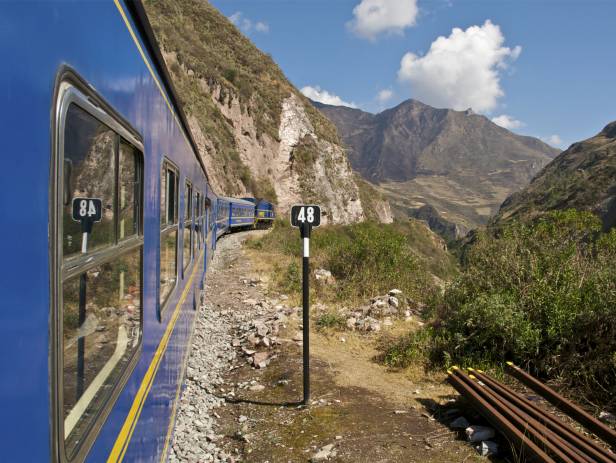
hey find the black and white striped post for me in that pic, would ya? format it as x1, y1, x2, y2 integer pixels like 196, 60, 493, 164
71, 197, 102, 398
290, 204, 321, 406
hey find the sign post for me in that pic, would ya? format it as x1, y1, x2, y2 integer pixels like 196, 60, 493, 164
72, 197, 103, 253
290, 204, 321, 406
71, 197, 102, 397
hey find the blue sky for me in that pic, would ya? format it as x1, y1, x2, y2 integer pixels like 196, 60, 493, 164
209, 0, 616, 149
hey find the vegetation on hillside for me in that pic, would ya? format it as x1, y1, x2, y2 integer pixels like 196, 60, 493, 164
493, 121, 616, 231
144, 0, 342, 200
385, 210, 616, 409
246, 219, 457, 305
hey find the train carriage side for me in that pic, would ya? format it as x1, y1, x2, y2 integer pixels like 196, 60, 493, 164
0, 2, 216, 462
215, 198, 230, 239
223, 196, 256, 230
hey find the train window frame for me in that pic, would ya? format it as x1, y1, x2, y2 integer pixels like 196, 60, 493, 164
159, 159, 179, 315
195, 190, 201, 251
182, 180, 193, 276
51, 74, 144, 463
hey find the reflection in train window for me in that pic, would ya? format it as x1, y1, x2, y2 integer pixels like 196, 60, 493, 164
62, 248, 142, 457
183, 181, 193, 273
195, 191, 202, 250
62, 104, 115, 258
119, 142, 141, 240
59, 99, 143, 460
160, 161, 178, 307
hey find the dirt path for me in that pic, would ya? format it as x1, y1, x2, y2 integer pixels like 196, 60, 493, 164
170, 231, 488, 462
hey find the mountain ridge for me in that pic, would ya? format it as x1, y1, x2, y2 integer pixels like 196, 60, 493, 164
314, 98, 560, 232
492, 120, 616, 230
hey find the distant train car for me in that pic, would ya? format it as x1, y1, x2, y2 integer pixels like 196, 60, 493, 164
215, 197, 231, 239
0, 2, 248, 462
220, 196, 256, 230
255, 199, 276, 227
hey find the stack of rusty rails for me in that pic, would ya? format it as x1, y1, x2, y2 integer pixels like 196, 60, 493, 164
447, 366, 616, 463
505, 362, 616, 449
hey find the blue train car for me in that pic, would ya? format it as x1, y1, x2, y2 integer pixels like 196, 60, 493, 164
224, 196, 256, 230
0, 2, 223, 462
215, 197, 230, 239
255, 199, 276, 227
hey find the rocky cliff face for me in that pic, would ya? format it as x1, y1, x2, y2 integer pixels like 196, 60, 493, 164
144, 0, 392, 224
493, 120, 616, 231
316, 99, 559, 231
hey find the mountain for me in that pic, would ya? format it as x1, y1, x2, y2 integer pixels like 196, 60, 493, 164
493, 121, 616, 230
142, 0, 392, 224
315, 99, 559, 231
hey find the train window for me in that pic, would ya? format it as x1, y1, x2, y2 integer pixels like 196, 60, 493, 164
195, 191, 201, 250
57, 90, 143, 462
161, 168, 178, 226
62, 104, 115, 258
160, 161, 179, 308
194, 192, 200, 255
62, 248, 142, 457
183, 181, 193, 273
119, 142, 141, 240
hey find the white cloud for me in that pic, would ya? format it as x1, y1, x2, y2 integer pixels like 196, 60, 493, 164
229, 12, 269, 34
397, 20, 521, 112
348, 0, 418, 41
377, 88, 394, 104
491, 114, 524, 130
255, 21, 270, 33
301, 86, 357, 108
542, 134, 564, 148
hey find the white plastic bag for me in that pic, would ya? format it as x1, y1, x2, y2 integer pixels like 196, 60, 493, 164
465, 425, 495, 442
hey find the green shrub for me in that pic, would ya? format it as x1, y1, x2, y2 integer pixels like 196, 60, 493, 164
400, 210, 616, 407
323, 222, 431, 301
316, 312, 346, 330
222, 67, 237, 84
279, 261, 301, 295
249, 220, 434, 304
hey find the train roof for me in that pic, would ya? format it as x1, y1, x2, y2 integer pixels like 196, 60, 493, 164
218, 196, 255, 207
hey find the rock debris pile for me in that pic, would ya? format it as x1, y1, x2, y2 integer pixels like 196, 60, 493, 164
234, 295, 299, 370
317, 284, 425, 333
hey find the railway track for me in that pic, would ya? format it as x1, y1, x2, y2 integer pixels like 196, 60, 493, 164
447, 364, 616, 462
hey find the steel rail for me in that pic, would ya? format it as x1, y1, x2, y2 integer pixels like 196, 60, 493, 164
447, 369, 556, 463
471, 369, 616, 463
464, 372, 592, 463
452, 368, 580, 463
505, 362, 616, 448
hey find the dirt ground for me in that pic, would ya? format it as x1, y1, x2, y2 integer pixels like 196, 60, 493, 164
204, 231, 496, 462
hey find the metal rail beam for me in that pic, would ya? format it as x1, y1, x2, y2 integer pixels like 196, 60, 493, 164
471, 369, 616, 463
506, 362, 616, 448
463, 372, 591, 463
452, 368, 580, 463
447, 369, 556, 463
